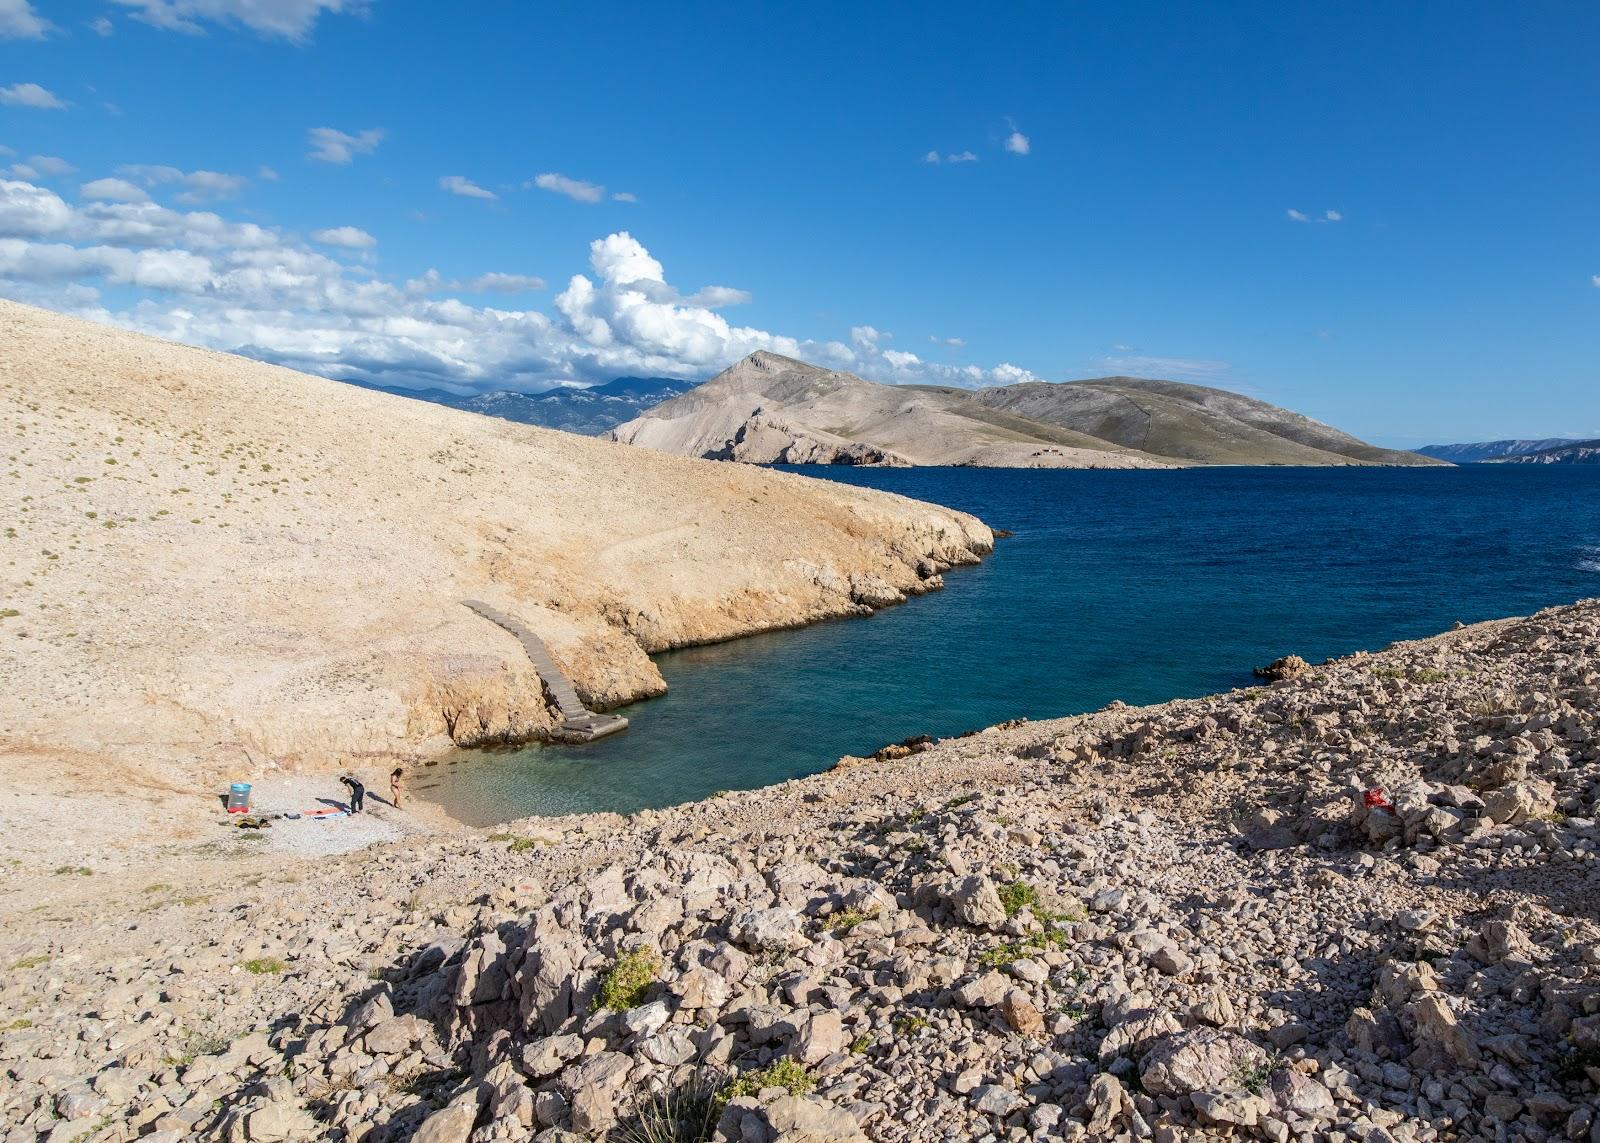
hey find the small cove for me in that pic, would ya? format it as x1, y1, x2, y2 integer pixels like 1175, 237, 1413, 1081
419, 465, 1600, 825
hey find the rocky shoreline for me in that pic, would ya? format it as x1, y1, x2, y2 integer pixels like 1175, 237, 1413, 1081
3, 601, 1598, 1142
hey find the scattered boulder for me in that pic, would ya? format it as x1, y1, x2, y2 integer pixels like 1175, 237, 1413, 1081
945, 875, 1008, 929
1139, 1029, 1272, 1098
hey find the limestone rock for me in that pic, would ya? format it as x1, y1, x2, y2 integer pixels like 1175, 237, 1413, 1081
1139, 1029, 1272, 1097
946, 875, 1007, 928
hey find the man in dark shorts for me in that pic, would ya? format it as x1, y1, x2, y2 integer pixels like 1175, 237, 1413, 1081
339, 774, 365, 814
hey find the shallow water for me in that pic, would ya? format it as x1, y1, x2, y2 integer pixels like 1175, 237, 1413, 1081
418, 465, 1600, 825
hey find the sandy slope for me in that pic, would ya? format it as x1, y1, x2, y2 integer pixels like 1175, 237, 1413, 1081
0, 301, 990, 858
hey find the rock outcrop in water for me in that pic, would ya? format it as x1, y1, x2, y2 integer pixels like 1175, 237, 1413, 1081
4, 601, 1597, 1141
0, 300, 990, 860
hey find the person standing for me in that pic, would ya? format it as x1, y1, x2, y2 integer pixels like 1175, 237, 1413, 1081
389, 767, 404, 810
339, 773, 365, 814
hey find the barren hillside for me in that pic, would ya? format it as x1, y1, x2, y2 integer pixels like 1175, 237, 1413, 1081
611, 352, 1171, 468
0, 301, 990, 852
613, 353, 1441, 469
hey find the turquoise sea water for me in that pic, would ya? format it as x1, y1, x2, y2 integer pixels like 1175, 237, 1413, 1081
419, 466, 1600, 825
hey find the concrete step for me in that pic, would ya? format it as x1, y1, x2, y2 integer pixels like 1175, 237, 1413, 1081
461, 599, 628, 741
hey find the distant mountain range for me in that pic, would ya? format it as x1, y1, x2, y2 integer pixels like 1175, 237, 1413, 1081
345, 375, 698, 435
1412, 438, 1580, 464
611, 351, 1442, 469
1483, 439, 1600, 465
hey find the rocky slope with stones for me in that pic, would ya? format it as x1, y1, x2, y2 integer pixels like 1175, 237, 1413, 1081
3, 601, 1599, 1143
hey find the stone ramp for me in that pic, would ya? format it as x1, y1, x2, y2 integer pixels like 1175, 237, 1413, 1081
461, 600, 628, 743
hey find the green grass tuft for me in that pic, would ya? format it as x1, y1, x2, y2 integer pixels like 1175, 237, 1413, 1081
598, 949, 660, 1010
998, 879, 1040, 917
718, 1059, 813, 1105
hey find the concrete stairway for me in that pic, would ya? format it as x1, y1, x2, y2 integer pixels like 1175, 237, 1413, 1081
461, 600, 629, 743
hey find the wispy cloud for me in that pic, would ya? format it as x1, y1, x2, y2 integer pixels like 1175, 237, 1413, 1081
683, 285, 751, 308
310, 225, 376, 249
925, 150, 979, 165
8, 155, 74, 179
611, 191, 638, 203
119, 164, 248, 203
530, 172, 605, 203
469, 272, 544, 293
1096, 353, 1231, 382
930, 335, 965, 347
0, 83, 66, 109
111, 0, 356, 40
1288, 207, 1342, 224
0, 0, 52, 39
1591, 275, 1599, 288
439, 175, 496, 200
89, 14, 114, 34
306, 126, 383, 164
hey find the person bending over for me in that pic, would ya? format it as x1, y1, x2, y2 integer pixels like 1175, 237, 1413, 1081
339, 774, 365, 814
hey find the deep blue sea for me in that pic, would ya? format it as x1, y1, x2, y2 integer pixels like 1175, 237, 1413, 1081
420, 466, 1600, 825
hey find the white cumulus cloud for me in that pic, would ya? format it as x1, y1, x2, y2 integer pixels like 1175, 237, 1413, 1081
0, 0, 51, 38
306, 127, 383, 164
1004, 130, 1030, 156
531, 172, 605, 204
439, 175, 496, 200
0, 178, 1039, 393
310, 225, 375, 249
111, 0, 355, 39
80, 177, 148, 203
0, 83, 65, 109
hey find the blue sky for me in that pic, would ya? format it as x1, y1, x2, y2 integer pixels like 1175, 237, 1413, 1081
1, 1, 1596, 445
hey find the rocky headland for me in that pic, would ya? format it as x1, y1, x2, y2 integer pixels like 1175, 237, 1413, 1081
3, 600, 1597, 1143
0, 300, 990, 864
611, 352, 1442, 470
